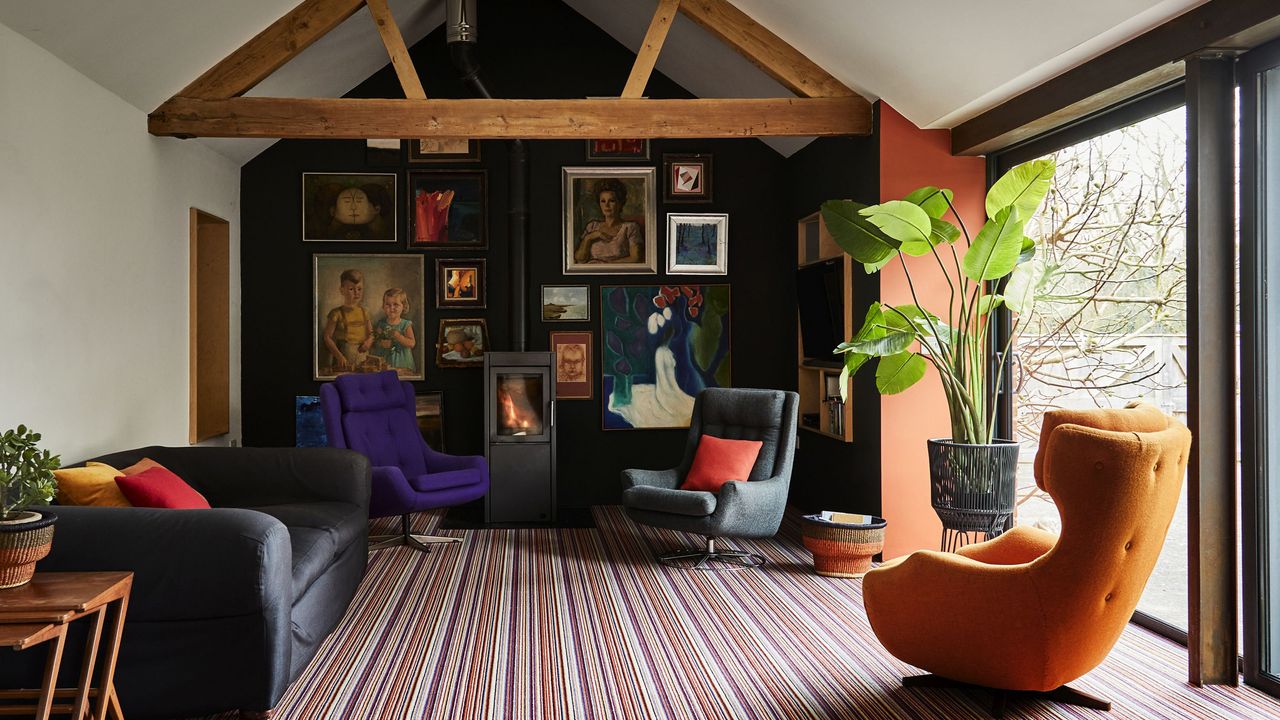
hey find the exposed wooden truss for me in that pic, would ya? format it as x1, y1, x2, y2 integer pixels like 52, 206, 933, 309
622, 0, 682, 98
149, 96, 869, 139
149, 0, 871, 140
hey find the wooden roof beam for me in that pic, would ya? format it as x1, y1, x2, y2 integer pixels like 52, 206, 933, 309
677, 0, 855, 99
365, 0, 426, 100
177, 0, 368, 100
148, 96, 871, 139
622, 0, 682, 98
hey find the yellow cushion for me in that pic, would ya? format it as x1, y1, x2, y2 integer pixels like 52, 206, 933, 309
54, 463, 133, 507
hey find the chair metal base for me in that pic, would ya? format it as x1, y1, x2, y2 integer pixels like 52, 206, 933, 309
902, 674, 1111, 718
369, 514, 462, 553
658, 536, 764, 570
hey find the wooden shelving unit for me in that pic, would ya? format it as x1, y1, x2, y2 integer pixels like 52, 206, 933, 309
796, 211, 854, 443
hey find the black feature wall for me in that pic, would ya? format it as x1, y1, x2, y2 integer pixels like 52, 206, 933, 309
240, 0, 795, 507
785, 130, 882, 516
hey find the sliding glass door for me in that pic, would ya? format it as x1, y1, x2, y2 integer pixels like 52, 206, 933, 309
1241, 37, 1280, 697
993, 88, 1190, 635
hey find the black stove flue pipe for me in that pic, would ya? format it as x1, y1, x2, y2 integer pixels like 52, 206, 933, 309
447, 0, 529, 351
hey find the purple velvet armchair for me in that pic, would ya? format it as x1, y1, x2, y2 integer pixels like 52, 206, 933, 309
320, 371, 488, 552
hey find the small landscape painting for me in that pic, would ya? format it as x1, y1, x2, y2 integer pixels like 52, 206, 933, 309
667, 213, 728, 275
541, 285, 591, 322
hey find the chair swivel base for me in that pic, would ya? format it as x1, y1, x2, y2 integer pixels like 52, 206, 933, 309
658, 536, 764, 570
369, 513, 462, 553
902, 674, 1111, 718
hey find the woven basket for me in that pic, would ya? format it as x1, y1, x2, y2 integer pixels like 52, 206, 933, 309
0, 510, 57, 589
801, 516, 886, 578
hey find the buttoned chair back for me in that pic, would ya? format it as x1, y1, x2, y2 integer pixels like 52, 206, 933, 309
677, 387, 797, 485
322, 371, 426, 478
863, 402, 1191, 695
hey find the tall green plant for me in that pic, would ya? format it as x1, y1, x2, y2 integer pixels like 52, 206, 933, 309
821, 158, 1056, 444
0, 425, 60, 520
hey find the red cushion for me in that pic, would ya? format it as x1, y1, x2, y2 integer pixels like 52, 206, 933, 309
680, 435, 764, 492
115, 467, 211, 509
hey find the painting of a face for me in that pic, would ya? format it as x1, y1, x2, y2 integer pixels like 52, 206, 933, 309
550, 330, 593, 399
333, 187, 378, 225
557, 343, 587, 382
303, 173, 396, 242
563, 167, 656, 275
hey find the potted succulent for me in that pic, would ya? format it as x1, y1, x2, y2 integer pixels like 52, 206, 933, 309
0, 425, 61, 588
821, 158, 1056, 542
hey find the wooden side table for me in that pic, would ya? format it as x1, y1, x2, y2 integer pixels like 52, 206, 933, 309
0, 571, 132, 720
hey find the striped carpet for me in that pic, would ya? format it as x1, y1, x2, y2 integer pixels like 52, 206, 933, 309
211, 507, 1280, 719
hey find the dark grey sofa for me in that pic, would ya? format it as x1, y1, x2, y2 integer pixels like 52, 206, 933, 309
0, 446, 371, 719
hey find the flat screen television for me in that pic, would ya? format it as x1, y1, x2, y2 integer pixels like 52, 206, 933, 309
796, 258, 845, 367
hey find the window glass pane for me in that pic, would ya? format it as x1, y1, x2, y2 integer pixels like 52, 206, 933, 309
1014, 106, 1188, 630
1261, 63, 1280, 673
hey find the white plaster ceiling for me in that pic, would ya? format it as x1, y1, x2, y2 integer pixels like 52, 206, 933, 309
0, 0, 1207, 164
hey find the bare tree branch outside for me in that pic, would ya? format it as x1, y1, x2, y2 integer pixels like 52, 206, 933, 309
1013, 106, 1188, 628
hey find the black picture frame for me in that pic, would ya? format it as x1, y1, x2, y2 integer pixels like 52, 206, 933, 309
663, 153, 714, 203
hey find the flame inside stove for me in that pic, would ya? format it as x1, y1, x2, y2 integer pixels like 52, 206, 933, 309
498, 383, 540, 436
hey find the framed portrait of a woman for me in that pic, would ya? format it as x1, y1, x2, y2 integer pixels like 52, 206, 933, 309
562, 167, 657, 275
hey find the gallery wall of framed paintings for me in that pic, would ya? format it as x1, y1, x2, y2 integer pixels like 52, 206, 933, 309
235, 0, 814, 508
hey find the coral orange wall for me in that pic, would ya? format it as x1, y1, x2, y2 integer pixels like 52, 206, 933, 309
878, 103, 987, 558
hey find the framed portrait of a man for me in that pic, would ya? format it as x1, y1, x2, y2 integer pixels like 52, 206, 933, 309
302, 173, 397, 242
313, 254, 425, 381
562, 167, 656, 275
551, 331, 592, 399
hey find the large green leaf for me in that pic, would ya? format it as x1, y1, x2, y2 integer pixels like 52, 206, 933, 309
859, 200, 932, 247
875, 352, 927, 394
903, 186, 954, 219
864, 254, 896, 274
986, 157, 1055, 220
962, 206, 1025, 281
930, 218, 961, 245
1017, 236, 1036, 264
821, 200, 898, 264
837, 351, 870, 403
977, 294, 1004, 316
1004, 261, 1039, 314
836, 328, 914, 357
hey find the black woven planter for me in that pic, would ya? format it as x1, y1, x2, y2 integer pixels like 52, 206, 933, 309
926, 439, 1018, 551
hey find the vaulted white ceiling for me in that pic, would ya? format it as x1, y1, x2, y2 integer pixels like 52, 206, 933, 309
0, 0, 1207, 164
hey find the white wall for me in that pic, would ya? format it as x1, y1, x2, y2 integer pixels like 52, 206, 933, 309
0, 22, 242, 463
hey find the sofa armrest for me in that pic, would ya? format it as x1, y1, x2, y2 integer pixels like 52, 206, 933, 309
621, 468, 680, 490
89, 446, 371, 510
710, 475, 789, 535
40, 505, 294, 626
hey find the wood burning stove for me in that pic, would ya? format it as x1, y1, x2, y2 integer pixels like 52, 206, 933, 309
484, 352, 556, 522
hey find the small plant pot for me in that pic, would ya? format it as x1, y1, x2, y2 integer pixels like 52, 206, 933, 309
0, 509, 57, 589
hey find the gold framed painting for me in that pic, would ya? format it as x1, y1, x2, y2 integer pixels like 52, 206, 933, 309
562, 167, 657, 275
436, 318, 489, 368
313, 254, 425, 381
435, 258, 486, 309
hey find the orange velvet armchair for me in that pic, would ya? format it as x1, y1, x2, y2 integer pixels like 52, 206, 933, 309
863, 403, 1192, 713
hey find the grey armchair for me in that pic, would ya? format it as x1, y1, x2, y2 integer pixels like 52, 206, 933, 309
621, 388, 799, 569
